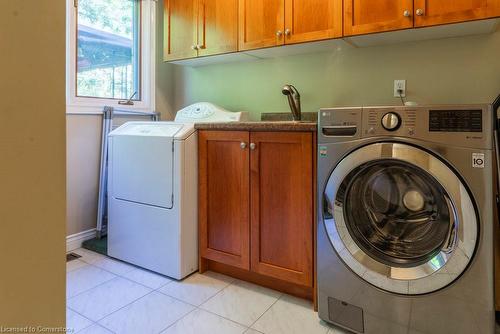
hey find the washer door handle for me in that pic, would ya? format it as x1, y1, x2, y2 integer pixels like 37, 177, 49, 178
442, 196, 458, 254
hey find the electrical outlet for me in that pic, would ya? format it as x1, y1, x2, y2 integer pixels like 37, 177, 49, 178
394, 80, 406, 98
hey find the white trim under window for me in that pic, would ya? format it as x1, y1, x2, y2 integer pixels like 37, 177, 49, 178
66, 0, 156, 115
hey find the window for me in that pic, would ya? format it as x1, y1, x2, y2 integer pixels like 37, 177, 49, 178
77, 0, 141, 100
67, 0, 155, 112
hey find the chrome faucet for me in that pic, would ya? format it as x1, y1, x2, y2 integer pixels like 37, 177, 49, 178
282, 84, 301, 121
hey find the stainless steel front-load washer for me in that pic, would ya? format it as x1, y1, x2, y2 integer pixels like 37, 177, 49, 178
317, 105, 495, 334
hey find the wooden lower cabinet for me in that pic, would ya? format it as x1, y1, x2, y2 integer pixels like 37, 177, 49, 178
198, 131, 250, 270
199, 130, 315, 299
250, 132, 313, 287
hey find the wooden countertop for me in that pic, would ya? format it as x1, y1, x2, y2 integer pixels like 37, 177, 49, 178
194, 121, 317, 132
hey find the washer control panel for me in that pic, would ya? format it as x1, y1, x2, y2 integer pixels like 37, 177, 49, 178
319, 105, 492, 149
178, 104, 216, 119
175, 102, 247, 123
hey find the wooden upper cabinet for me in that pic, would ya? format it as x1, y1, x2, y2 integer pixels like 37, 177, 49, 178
414, 0, 500, 27
198, 0, 238, 57
284, 0, 343, 44
249, 132, 314, 287
199, 131, 250, 270
164, 0, 198, 61
239, 0, 285, 51
344, 0, 414, 36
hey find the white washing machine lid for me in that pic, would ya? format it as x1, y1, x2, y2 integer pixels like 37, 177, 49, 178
323, 142, 478, 295
174, 102, 246, 123
109, 122, 195, 140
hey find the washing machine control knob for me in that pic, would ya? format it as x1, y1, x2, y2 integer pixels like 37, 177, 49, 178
381, 112, 401, 131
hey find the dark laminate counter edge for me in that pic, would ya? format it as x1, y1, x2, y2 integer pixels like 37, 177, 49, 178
194, 121, 318, 132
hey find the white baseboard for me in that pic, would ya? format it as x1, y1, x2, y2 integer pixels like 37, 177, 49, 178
67, 229, 97, 252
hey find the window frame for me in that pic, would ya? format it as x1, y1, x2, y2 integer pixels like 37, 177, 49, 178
66, 0, 156, 114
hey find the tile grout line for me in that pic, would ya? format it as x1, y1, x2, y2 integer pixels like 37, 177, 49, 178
192, 274, 236, 306
88, 323, 117, 334
73, 250, 177, 289
196, 307, 252, 331
95, 289, 158, 331
68, 253, 203, 333
156, 278, 257, 331
66, 260, 89, 273
68, 253, 175, 302
155, 306, 199, 333
69, 251, 282, 333
68, 255, 171, 299
67, 256, 159, 330
154, 274, 254, 331
70, 285, 155, 326
67, 273, 117, 300
154, 289, 204, 309
154, 275, 234, 310
66, 308, 95, 334
153, 274, 239, 334
196, 277, 283, 330
157, 297, 251, 334
246, 292, 283, 331
72, 281, 190, 334
151, 271, 243, 333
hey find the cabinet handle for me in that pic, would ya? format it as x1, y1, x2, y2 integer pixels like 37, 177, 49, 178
285, 28, 291, 36
403, 10, 411, 17
250, 143, 256, 150
416, 8, 424, 16
240, 142, 247, 149
276, 30, 283, 37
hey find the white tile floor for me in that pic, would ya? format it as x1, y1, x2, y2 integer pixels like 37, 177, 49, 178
67, 248, 348, 334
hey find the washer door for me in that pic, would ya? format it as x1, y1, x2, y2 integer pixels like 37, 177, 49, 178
323, 142, 477, 295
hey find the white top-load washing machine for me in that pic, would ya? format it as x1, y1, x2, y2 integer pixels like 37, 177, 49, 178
107, 103, 245, 279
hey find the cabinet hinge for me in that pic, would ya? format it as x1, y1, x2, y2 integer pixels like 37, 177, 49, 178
73, 0, 78, 8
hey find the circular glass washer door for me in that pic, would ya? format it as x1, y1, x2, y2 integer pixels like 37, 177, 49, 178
323, 142, 478, 295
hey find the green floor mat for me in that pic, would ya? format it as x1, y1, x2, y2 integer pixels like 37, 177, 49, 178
82, 236, 107, 256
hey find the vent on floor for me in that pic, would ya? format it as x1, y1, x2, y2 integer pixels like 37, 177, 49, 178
66, 253, 82, 262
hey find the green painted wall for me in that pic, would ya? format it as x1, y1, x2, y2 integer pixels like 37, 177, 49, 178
171, 28, 500, 121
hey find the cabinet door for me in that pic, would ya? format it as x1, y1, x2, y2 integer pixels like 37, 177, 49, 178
164, 0, 198, 61
250, 132, 313, 287
198, 0, 238, 57
239, 0, 285, 51
344, 0, 414, 36
414, 0, 500, 27
199, 131, 250, 270
284, 0, 342, 44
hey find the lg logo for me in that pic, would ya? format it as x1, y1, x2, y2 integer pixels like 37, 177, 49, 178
472, 153, 485, 169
